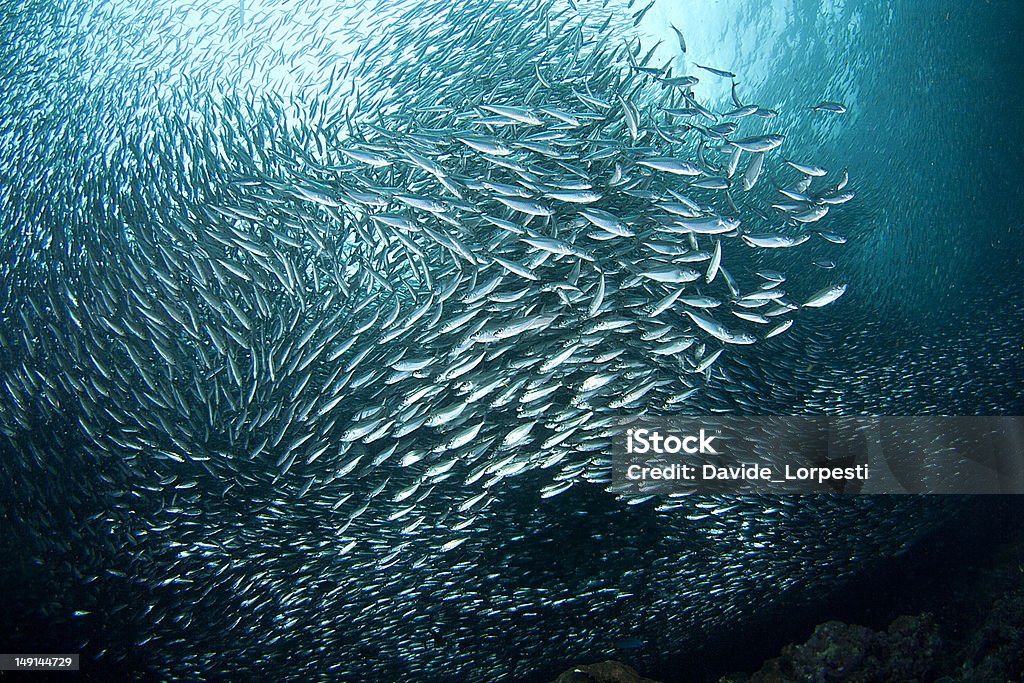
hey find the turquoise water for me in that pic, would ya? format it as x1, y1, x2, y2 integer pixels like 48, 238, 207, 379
0, 1, 1021, 681
641, 1, 1023, 321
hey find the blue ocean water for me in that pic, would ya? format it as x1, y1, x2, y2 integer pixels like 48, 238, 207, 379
0, 1, 1021, 682
641, 0, 1024, 321
631, 5, 1024, 676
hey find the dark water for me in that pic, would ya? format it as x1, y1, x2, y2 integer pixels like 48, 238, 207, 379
1, 0, 1022, 681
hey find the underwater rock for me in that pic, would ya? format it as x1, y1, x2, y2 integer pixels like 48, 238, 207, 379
723, 598, 1024, 683
553, 659, 662, 683
959, 590, 1024, 683
722, 615, 941, 683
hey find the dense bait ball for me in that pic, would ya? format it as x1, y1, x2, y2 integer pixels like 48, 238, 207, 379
0, 0, 990, 681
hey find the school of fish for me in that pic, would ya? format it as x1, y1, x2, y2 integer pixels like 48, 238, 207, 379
0, 0, 955, 680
